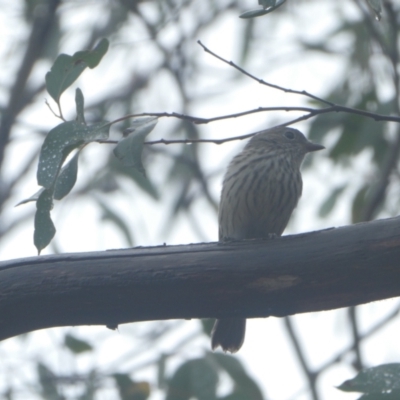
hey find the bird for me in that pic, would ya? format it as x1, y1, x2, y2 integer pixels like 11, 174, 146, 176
211, 126, 324, 352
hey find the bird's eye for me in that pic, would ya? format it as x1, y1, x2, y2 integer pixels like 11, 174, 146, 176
284, 130, 295, 140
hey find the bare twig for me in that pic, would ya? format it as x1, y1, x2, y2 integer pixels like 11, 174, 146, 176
100, 104, 400, 147
284, 317, 319, 400
45, 99, 63, 120
197, 40, 334, 107
317, 303, 400, 374
348, 307, 363, 371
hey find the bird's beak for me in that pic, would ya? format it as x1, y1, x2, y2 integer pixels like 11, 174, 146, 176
305, 141, 325, 152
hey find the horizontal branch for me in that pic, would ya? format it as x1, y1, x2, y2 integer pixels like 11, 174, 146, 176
1, 217, 400, 341
103, 104, 400, 146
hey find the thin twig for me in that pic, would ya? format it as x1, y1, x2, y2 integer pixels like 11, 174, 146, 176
45, 99, 63, 120
197, 40, 335, 107
103, 91, 400, 146
284, 317, 320, 400
348, 307, 363, 371
317, 303, 400, 374
109, 107, 400, 128
100, 104, 400, 147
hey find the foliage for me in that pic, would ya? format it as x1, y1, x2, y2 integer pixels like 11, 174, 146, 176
338, 364, 400, 399
18, 41, 159, 253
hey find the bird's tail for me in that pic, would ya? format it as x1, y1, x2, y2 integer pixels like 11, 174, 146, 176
211, 318, 246, 353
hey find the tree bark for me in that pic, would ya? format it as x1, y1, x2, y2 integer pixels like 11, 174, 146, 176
1, 217, 400, 341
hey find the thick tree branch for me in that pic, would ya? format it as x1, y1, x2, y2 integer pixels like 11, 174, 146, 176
1, 217, 400, 341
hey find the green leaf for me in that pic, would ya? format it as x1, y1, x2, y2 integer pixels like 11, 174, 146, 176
201, 319, 214, 337
258, 0, 276, 8
358, 392, 400, 399
239, 9, 271, 18
240, 0, 285, 18
54, 151, 80, 200
72, 38, 109, 69
107, 156, 159, 200
75, 88, 85, 124
338, 363, 400, 394
34, 189, 56, 254
37, 362, 63, 400
46, 54, 87, 103
166, 358, 218, 400
64, 334, 93, 354
84, 121, 110, 141
18, 152, 80, 205
37, 121, 83, 188
37, 121, 109, 189
318, 185, 346, 217
113, 117, 158, 176
16, 188, 44, 206
45, 38, 109, 103
366, 0, 382, 20
210, 353, 264, 400
113, 374, 150, 400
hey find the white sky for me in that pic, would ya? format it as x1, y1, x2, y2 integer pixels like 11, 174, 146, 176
0, 0, 399, 399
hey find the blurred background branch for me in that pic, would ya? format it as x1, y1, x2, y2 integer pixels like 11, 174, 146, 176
1, 0, 400, 399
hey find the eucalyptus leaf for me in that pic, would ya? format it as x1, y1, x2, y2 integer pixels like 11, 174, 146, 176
37, 121, 109, 189
358, 391, 400, 399
239, 9, 271, 18
107, 156, 159, 200
45, 38, 109, 103
258, 0, 276, 8
166, 358, 218, 400
54, 151, 80, 200
72, 38, 109, 69
84, 121, 110, 141
16, 188, 44, 206
113, 117, 158, 176
37, 363, 60, 399
366, 0, 382, 21
338, 364, 400, 394
64, 334, 93, 354
45, 54, 87, 103
240, 0, 285, 18
113, 373, 150, 400
34, 189, 56, 254
75, 88, 85, 124
209, 352, 263, 400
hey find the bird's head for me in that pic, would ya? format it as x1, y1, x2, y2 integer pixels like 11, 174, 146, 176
246, 126, 324, 166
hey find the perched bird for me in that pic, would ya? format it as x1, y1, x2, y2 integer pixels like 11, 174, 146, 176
211, 126, 324, 352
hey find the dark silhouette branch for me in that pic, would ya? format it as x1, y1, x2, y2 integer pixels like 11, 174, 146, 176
0, 0, 60, 170
196, 40, 400, 123
1, 217, 400, 341
317, 302, 400, 374
100, 104, 400, 147
284, 317, 319, 400
196, 40, 335, 106
348, 307, 363, 371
